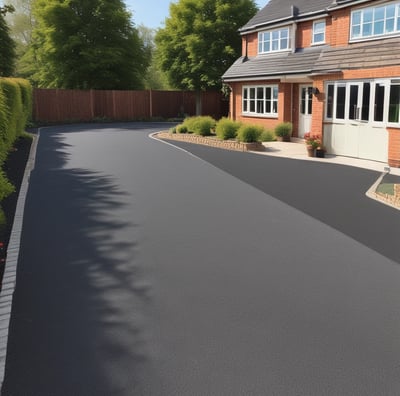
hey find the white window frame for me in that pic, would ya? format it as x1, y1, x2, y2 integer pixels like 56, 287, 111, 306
258, 28, 290, 54
312, 19, 326, 44
325, 79, 400, 127
350, 2, 400, 41
242, 85, 278, 117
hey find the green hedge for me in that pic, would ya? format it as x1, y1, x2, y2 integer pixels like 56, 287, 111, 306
0, 77, 33, 225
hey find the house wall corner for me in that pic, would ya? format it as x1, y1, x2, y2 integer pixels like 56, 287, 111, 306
388, 128, 400, 168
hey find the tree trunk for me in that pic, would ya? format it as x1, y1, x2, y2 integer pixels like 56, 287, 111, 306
195, 91, 202, 116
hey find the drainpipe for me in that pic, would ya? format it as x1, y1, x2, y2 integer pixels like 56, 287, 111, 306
291, 21, 297, 53
291, 83, 293, 125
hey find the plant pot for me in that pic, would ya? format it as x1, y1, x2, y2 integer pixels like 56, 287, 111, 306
277, 135, 291, 142
306, 146, 315, 157
315, 148, 325, 158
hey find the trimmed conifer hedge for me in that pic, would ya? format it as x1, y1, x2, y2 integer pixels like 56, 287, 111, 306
0, 78, 33, 224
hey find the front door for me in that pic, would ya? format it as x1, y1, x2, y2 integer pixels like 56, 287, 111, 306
299, 85, 313, 138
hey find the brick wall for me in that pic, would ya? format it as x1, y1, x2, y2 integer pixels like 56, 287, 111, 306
330, 9, 350, 47
296, 21, 312, 48
242, 33, 258, 57
156, 132, 264, 152
388, 128, 400, 168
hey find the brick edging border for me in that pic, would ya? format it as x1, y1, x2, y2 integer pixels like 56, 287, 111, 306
155, 132, 265, 152
0, 132, 39, 387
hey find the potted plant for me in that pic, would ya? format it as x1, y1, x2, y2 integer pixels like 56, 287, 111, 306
315, 145, 326, 158
274, 122, 292, 142
304, 133, 321, 157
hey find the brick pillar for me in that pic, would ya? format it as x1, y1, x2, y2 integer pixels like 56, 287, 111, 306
388, 127, 400, 168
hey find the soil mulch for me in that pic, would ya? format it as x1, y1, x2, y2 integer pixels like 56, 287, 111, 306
0, 134, 34, 288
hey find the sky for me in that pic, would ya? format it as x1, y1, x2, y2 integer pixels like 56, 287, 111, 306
126, 0, 268, 29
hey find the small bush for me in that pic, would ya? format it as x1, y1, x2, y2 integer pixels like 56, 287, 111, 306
237, 124, 264, 143
275, 122, 293, 138
169, 126, 176, 134
215, 118, 241, 140
260, 129, 275, 142
176, 124, 188, 134
182, 116, 216, 136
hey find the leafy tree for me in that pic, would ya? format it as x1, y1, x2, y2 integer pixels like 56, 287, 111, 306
155, 0, 258, 113
4, 0, 34, 78
137, 25, 170, 90
30, 0, 149, 89
0, 5, 17, 76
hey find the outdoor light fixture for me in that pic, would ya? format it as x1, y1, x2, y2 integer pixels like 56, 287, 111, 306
312, 87, 320, 95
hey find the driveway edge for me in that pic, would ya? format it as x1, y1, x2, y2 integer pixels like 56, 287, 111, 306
365, 170, 400, 210
0, 131, 39, 387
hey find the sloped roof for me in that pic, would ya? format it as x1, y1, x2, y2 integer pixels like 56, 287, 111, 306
223, 37, 400, 82
240, 0, 334, 32
222, 46, 326, 81
313, 37, 400, 73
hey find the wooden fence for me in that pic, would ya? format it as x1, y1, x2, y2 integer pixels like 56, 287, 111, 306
33, 88, 229, 123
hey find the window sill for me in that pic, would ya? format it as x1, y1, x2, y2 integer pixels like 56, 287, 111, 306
349, 32, 400, 44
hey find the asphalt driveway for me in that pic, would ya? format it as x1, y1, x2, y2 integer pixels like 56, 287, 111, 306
2, 123, 400, 395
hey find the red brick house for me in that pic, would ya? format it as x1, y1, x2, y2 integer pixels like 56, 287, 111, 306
222, 0, 400, 167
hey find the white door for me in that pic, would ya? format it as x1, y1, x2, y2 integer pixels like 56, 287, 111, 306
299, 85, 313, 138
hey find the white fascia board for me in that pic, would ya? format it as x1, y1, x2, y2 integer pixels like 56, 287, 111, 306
328, 0, 375, 11
223, 73, 312, 83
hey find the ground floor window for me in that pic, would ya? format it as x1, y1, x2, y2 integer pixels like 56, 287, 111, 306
242, 85, 278, 117
325, 78, 400, 126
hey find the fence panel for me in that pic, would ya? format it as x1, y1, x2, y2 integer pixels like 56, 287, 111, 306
151, 90, 196, 118
113, 90, 150, 120
93, 90, 115, 119
57, 90, 93, 121
33, 88, 228, 123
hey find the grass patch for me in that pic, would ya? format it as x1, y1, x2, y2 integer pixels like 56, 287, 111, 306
376, 183, 395, 195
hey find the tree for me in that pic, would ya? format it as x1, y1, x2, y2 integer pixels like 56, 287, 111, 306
30, 0, 149, 89
137, 25, 170, 90
4, 0, 34, 78
0, 5, 17, 77
155, 0, 258, 113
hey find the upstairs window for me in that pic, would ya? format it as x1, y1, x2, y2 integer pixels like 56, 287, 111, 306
351, 2, 400, 40
258, 28, 290, 53
313, 20, 326, 44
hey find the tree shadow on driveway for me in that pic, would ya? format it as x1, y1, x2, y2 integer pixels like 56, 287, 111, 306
2, 132, 153, 395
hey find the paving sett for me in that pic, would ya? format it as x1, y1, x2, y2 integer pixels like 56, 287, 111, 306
1, 123, 400, 396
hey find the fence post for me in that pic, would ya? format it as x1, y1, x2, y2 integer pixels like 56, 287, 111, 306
112, 90, 117, 120
90, 89, 95, 120
149, 89, 153, 119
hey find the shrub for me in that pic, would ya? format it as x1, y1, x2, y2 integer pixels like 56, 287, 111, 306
14, 78, 32, 134
275, 122, 293, 138
0, 78, 22, 148
176, 124, 188, 134
237, 124, 264, 143
260, 129, 276, 142
0, 78, 32, 225
182, 116, 216, 136
169, 126, 176, 134
215, 118, 241, 140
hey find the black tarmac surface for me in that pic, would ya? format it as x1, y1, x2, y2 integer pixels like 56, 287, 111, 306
2, 123, 400, 395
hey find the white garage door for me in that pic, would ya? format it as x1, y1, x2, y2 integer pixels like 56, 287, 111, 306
324, 123, 388, 163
